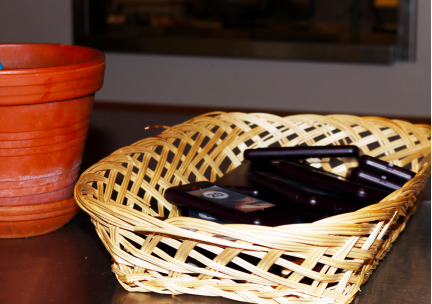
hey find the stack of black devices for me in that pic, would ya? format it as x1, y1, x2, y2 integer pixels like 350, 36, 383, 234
164, 146, 416, 226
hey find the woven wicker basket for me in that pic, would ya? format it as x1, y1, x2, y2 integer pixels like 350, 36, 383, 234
74, 113, 431, 304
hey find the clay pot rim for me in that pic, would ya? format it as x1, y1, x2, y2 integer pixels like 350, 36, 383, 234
0, 43, 104, 76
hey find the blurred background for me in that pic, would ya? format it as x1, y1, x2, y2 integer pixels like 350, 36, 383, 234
0, 0, 430, 174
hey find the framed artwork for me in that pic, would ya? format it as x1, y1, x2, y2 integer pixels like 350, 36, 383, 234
73, 0, 417, 64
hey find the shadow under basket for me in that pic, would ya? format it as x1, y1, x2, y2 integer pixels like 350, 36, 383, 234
74, 113, 431, 304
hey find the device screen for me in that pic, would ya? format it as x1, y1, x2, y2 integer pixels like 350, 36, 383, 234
187, 185, 276, 213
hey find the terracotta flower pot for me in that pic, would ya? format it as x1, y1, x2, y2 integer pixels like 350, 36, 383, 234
0, 43, 105, 238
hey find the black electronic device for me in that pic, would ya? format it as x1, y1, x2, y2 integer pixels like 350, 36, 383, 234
349, 167, 405, 191
215, 163, 278, 198
215, 163, 330, 222
164, 181, 298, 226
277, 161, 391, 204
244, 145, 361, 162
249, 171, 364, 215
358, 155, 416, 182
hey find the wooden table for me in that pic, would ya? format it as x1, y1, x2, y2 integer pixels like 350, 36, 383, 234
1, 201, 430, 304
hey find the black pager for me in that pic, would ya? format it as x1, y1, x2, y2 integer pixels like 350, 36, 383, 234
244, 145, 361, 161
215, 163, 278, 198
164, 181, 298, 226
358, 155, 416, 182
277, 161, 392, 204
215, 163, 330, 223
349, 167, 405, 191
249, 171, 364, 215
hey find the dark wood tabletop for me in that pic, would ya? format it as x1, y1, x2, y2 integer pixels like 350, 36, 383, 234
1, 200, 430, 304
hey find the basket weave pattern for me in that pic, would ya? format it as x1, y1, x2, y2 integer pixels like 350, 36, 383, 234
75, 113, 431, 304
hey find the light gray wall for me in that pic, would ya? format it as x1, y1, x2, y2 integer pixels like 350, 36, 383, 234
0, 0, 72, 44
1, 0, 430, 117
